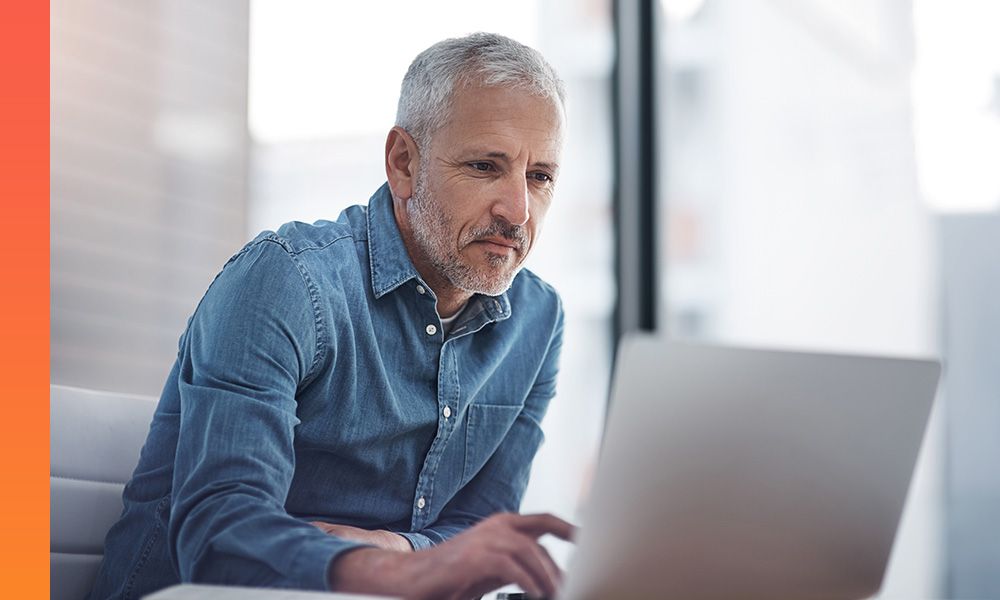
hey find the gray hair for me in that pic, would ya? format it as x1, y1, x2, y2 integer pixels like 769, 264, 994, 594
395, 32, 566, 149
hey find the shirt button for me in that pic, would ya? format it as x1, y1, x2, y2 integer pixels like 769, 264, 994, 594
416, 285, 426, 295
417, 497, 426, 510
443, 406, 452, 419
425, 324, 437, 336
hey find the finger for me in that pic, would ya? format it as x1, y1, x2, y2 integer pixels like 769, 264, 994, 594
509, 513, 576, 541
509, 533, 562, 598
535, 538, 564, 588
496, 554, 545, 599
491, 531, 557, 598
459, 576, 507, 600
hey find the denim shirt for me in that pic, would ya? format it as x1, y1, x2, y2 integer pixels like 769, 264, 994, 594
88, 183, 564, 599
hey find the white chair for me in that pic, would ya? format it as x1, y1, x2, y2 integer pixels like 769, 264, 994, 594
50, 385, 158, 600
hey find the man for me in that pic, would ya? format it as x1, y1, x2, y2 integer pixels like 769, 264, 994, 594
89, 33, 572, 600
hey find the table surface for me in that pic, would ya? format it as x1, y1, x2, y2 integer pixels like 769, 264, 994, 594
143, 584, 399, 600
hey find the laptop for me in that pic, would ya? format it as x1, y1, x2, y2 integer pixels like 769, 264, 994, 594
144, 338, 940, 600
556, 336, 941, 600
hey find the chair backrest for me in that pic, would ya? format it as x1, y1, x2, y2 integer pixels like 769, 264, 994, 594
50, 384, 158, 600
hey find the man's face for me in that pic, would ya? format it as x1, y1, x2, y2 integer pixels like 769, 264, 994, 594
404, 85, 565, 297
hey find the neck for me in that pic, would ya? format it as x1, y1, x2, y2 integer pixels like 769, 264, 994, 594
435, 290, 472, 319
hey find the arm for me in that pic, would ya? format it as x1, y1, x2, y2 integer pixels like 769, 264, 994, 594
400, 301, 566, 550
309, 522, 412, 552
331, 513, 575, 600
167, 238, 367, 590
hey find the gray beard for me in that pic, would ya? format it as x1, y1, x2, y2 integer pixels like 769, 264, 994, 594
407, 171, 522, 297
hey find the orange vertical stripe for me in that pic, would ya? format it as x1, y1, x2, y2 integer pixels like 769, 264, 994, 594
0, 2, 50, 598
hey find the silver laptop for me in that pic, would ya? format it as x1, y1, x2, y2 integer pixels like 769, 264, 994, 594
559, 336, 940, 600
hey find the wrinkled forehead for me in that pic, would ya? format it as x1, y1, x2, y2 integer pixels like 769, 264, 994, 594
431, 84, 566, 159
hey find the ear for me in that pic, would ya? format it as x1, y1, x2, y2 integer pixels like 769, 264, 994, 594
385, 126, 420, 201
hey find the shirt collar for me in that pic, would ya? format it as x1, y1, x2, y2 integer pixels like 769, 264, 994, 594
367, 182, 420, 299
365, 182, 512, 322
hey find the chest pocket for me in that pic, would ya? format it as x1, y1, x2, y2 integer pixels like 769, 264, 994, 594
461, 403, 522, 486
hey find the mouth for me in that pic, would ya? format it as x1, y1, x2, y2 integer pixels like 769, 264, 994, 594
472, 237, 521, 255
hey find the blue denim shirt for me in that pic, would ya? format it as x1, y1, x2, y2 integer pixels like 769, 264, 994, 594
88, 183, 564, 599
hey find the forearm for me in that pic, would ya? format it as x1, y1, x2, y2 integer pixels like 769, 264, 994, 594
311, 521, 413, 552
328, 547, 414, 595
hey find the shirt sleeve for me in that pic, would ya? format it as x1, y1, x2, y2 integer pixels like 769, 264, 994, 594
401, 298, 566, 550
167, 238, 369, 590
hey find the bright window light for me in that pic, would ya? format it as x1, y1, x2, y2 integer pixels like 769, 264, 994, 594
249, 0, 539, 143
913, 0, 1000, 213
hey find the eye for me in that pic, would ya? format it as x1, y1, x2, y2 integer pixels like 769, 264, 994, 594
529, 171, 554, 184
469, 161, 495, 172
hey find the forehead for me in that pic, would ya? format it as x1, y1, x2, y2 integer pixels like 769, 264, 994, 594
432, 85, 565, 161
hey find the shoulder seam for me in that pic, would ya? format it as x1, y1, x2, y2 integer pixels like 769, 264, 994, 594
267, 231, 356, 255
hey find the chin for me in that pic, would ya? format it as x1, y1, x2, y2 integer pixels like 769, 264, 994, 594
476, 271, 520, 296
454, 271, 517, 297
447, 253, 522, 296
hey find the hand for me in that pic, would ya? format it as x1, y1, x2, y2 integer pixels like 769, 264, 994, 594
310, 521, 413, 552
329, 512, 576, 600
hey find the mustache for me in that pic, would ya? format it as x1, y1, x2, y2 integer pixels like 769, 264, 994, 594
466, 219, 528, 251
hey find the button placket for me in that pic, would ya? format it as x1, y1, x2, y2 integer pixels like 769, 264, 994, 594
410, 340, 458, 531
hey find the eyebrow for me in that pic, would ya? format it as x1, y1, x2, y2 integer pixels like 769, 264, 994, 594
483, 151, 560, 172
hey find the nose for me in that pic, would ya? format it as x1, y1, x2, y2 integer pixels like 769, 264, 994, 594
491, 175, 530, 227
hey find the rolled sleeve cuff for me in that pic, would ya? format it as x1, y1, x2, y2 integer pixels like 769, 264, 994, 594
395, 531, 435, 551
290, 536, 372, 591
